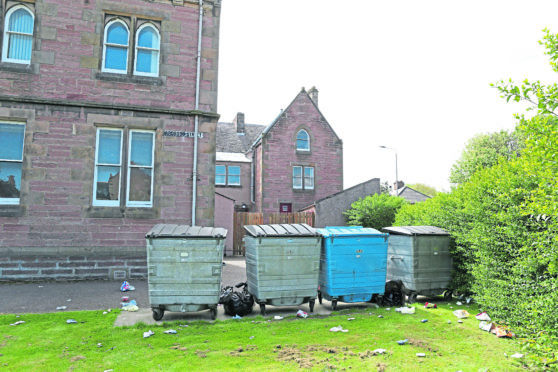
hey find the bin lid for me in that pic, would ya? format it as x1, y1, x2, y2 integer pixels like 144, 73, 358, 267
243, 223, 319, 237
145, 224, 227, 238
316, 226, 385, 238
382, 226, 448, 236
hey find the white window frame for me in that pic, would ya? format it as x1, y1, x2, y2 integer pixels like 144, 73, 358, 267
296, 129, 310, 151
92, 128, 123, 207
133, 23, 160, 77
0, 121, 25, 205
227, 166, 241, 186
126, 129, 155, 207
215, 165, 226, 185
304, 166, 314, 190
293, 165, 314, 190
101, 19, 130, 74
1, 5, 34, 64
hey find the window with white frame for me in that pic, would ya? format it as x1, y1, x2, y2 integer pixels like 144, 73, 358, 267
1, 5, 34, 64
102, 19, 129, 73
93, 128, 154, 207
134, 24, 160, 77
293, 166, 314, 190
296, 129, 310, 151
0, 122, 25, 204
215, 165, 241, 186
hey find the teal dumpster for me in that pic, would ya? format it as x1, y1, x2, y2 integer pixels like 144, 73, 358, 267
317, 226, 388, 310
243, 224, 321, 315
145, 224, 227, 320
383, 226, 452, 303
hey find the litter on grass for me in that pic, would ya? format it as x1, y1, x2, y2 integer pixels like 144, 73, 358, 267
56, 306, 67, 310
395, 307, 415, 314
329, 326, 348, 333
421, 319, 428, 323
373, 349, 387, 355
143, 330, 154, 338
10, 321, 25, 326
232, 315, 242, 319
164, 330, 177, 334
347, 318, 356, 321
397, 339, 408, 345
453, 310, 470, 318
510, 353, 524, 359
424, 302, 437, 309
274, 316, 283, 320
66, 319, 78, 324
475, 311, 491, 321
296, 310, 308, 318
416, 353, 426, 357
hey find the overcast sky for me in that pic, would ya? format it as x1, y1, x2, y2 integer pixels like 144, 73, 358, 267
217, 1, 558, 192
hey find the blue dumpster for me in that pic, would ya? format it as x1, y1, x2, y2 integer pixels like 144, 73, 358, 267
317, 226, 388, 310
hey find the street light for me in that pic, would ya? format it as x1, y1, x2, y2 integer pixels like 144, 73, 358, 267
378, 145, 398, 185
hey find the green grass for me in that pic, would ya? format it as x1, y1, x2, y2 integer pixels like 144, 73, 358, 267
0, 302, 528, 371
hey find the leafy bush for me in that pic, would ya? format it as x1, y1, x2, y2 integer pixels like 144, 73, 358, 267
345, 193, 407, 230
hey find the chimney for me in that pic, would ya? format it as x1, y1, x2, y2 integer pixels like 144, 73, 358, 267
233, 112, 245, 133
308, 86, 319, 107
394, 180, 405, 192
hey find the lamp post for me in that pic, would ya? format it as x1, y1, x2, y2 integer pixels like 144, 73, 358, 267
379, 145, 398, 185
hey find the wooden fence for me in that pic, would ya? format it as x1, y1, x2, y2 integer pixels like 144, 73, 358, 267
232, 212, 315, 256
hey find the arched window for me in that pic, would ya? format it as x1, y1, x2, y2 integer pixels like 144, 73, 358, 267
296, 129, 310, 151
134, 24, 160, 76
102, 20, 129, 73
2, 5, 34, 64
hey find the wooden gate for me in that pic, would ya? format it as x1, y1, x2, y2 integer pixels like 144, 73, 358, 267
233, 212, 263, 256
268, 212, 315, 225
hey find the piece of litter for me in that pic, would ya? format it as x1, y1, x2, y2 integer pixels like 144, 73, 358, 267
466, 297, 472, 304
232, 314, 242, 319
164, 330, 177, 334
122, 300, 137, 308
479, 321, 493, 332
179, 324, 189, 328
97, 343, 103, 348
103, 312, 108, 315
347, 317, 355, 321
120, 281, 135, 292
416, 353, 426, 357
56, 306, 67, 310
143, 330, 154, 338
274, 316, 283, 320
10, 321, 25, 326
38, 285, 44, 288
510, 353, 524, 359
456, 301, 463, 306
453, 310, 470, 319
249, 336, 254, 339
447, 320, 452, 324
386, 308, 391, 311
373, 348, 386, 355
329, 326, 348, 333
421, 319, 428, 323
67, 299, 72, 302
66, 319, 78, 324
395, 307, 415, 314
121, 296, 130, 302
458, 320, 463, 323
397, 339, 408, 345
378, 315, 384, 318
296, 310, 308, 318
475, 311, 491, 321
122, 305, 139, 312
424, 302, 437, 309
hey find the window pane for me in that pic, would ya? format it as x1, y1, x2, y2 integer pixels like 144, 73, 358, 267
136, 49, 158, 73
138, 27, 158, 48
130, 132, 154, 166
228, 175, 240, 185
215, 165, 226, 185
105, 46, 127, 71
293, 167, 302, 189
0, 162, 22, 198
8, 8, 33, 33
296, 130, 309, 150
106, 23, 128, 45
304, 167, 314, 189
7, 33, 33, 61
95, 165, 120, 201
97, 130, 121, 165
128, 167, 152, 202
0, 124, 25, 160
228, 166, 240, 176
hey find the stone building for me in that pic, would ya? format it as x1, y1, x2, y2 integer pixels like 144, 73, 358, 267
0, 0, 221, 281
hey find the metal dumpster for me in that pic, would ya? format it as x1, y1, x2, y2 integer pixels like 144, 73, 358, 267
317, 226, 388, 310
382, 226, 452, 303
243, 224, 321, 315
145, 224, 227, 321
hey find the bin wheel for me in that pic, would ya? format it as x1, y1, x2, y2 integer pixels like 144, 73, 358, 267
259, 303, 266, 316
210, 308, 217, 320
309, 299, 315, 313
318, 291, 323, 304
152, 308, 164, 321
443, 290, 453, 301
407, 293, 417, 304
332, 299, 338, 311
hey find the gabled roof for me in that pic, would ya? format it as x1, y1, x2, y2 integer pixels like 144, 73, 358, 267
397, 186, 431, 204
251, 87, 342, 149
216, 122, 265, 153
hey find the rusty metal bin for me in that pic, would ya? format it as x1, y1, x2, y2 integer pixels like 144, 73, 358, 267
383, 226, 452, 303
145, 224, 227, 321
243, 224, 321, 315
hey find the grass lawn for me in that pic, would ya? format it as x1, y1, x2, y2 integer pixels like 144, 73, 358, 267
0, 302, 527, 371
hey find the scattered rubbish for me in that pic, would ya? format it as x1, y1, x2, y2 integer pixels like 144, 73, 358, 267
274, 316, 283, 320
456, 301, 463, 306
453, 310, 470, 319
164, 330, 177, 334
122, 305, 139, 312
232, 315, 242, 319
449, 306, 453, 309
122, 300, 137, 308
510, 353, 524, 359
38, 285, 44, 288
386, 308, 391, 311
121, 296, 130, 302
103, 312, 108, 315
395, 307, 415, 314
329, 326, 348, 333
347, 317, 356, 321
475, 312, 491, 321
397, 339, 408, 345
372, 348, 387, 355
56, 306, 67, 310
479, 321, 493, 332
296, 310, 308, 318
458, 320, 464, 323
10, 321, 25, 326
424, 302, 437, 309
447, 320, 452, 324
97, 343, 103, 348
143, 330, 154, 338
66, 319, 78, 324
249, 336, 254, 339
491, 325, 514, 338
421, 319, 428, 323
416, 353, 426, 357
219, 282, 254, 317
378, 315, 384, 318
67, 299, 72, 302
179, 325, 189, 328
120, 281, 135, 292
466, 297, 472, 304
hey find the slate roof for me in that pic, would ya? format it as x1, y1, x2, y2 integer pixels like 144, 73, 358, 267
397, 186, 431, 204
216, 122, 265, 153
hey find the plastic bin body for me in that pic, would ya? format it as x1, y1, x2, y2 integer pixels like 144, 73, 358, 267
244, 224, 321, 308
145, 224, 226, 318
317, 226, 388, 303
383, 226, 451, 296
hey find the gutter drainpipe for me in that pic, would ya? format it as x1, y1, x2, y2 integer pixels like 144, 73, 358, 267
192, 0, 204, 226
